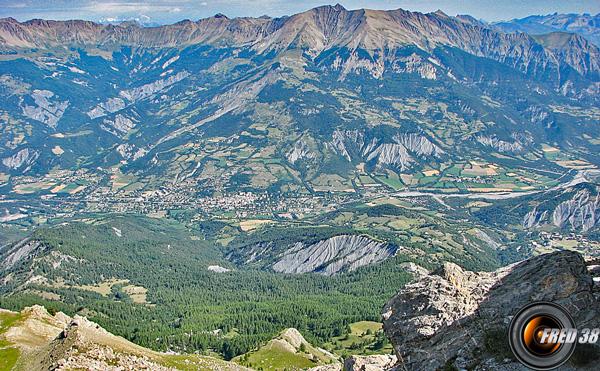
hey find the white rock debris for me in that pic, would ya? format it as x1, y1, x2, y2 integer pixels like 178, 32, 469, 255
88, 71, 189, 119
103, 114, 136, 134
20, 89, 69, 128
272, 235, 399, 276
2, 148, 39, 170
207, 265, 231, 273
287, 139, 316, 164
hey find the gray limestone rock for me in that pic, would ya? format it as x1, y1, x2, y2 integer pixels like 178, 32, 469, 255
272, 235, 399, 276
88, 72, 189, 119
103, 114, 136, 134
20, 89, 69, 128
0, 239, 43, 271
120, 71, 190, 102
327, 130, 442, 171
476, 229, 502, 250
394, 133, 444, 158
344, 355, 397, 371
287, 139, 316, 164
523, 207, 549, 229
2, 148, 39, 170
552, 189, 600, 231
476, 135, 524, 153
381, 251, 600, 371
366, 143, 413, 171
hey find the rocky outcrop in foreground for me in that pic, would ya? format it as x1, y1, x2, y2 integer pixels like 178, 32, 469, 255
382, 251, 600, 371
344, 355, 397, 371
1, 305, 251, 371
308, 355, 397, 371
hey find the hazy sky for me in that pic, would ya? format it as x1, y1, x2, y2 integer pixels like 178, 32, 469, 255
1, 0, 599, 24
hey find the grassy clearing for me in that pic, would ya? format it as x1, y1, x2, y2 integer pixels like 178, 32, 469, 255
240, 220, 273, 231
233, 328, 338, 371
350, 322, 381, 334
0, 311, 21, 370
13, 182, 55, 194
378, 170, 403, 190
78, 278, 129, 296
159, 353, 250, 371
122, 285, 149, 304
324, 321, 392, 358
0, 347, 19, 371
387, 217, 416, 230
0, 312, 22, 337
235, 340, 318, 371
147, 210, 168, 218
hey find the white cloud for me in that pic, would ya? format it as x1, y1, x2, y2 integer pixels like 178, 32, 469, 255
84, 2, 178, 14
171, 7, 181, 12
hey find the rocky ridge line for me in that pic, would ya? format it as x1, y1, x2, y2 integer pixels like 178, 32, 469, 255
1, 305, 252, 371
2, 6, 600, 82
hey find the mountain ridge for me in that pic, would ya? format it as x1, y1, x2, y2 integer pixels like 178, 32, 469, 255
494, 12, 600, 47
0, 304, 253, 371
2, 6, 600, 80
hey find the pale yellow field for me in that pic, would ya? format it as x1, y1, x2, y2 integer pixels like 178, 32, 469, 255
123, 285, 149, 304
79, 279, 129, 296
51, 145, 64, 155
239, 220, 272, 231
50, 184, 67, 193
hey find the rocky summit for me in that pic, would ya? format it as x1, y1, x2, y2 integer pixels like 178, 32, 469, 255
381, 251, 600, 371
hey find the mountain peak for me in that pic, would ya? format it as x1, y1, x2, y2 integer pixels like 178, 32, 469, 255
532, 30, 593, 50
333, 3, 346, 11
117, 20, 140, 28
0, 17, 19, 24
432, 9, 449, 18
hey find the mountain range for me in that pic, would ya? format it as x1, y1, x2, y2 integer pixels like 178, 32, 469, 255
3, 4, 600, 367
1, 5, 600, 194
494, 12, 600, 47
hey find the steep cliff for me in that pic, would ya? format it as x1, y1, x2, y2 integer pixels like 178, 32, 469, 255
381, 251, 600, 371
272, 235, 400, 276
521, 184, 600, 232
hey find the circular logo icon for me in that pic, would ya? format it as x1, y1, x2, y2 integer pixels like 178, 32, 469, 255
509, 302, 577, 370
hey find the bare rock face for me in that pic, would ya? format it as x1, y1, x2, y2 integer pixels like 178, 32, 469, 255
1, 238, 44, 271
327, 129, 442, 172
343, 355, 397, 371
2, 148, 39, 170
308, 364, 343, 371
381, 251, 600, 371
552, 189, 600, 231
88, 72, 190, 119
523, 207, 549, 229
20, 89, 69, 128
272, 235, 400, 276
103, 114, 136, 134
2, 305, 252, 371
476, 135, 524, 153
287, 139, 316, 164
